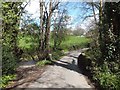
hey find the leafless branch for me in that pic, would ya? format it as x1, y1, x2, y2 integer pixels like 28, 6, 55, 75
18, 0, 30, 16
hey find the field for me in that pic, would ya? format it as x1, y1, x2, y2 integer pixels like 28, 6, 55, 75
60, 36, 91, 50
18, 35, 91, 51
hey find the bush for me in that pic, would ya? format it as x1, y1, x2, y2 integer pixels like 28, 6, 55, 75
92, 62, 120, 89
77, 53, 91, 72
85, 47, 120, 89
85, 47, 101, 61
2, 46, 17, 75
18, 35, 39, 51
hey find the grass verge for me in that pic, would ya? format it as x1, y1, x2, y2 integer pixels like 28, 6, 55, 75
36, 60, 52, 67
0, 75, 16, 88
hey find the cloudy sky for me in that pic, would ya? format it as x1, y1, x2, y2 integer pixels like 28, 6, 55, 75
23, 0, 98, 31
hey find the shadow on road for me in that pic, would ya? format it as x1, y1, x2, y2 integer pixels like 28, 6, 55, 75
51, 59, 82, 74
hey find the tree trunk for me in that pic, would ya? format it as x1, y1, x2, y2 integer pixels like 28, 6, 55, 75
99, 0, 104, 54
44, 1, 52, 59
91, 1, 97, 23
39, 0, 44, 50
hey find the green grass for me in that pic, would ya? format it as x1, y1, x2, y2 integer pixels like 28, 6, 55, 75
18, 35, 91, 51
18, 35, 90, 61
60, 36, 91, 50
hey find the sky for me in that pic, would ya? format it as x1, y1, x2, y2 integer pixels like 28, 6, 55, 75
23, 0, 99, 31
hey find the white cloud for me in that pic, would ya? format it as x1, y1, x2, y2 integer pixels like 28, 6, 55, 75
24, 0, 40, 19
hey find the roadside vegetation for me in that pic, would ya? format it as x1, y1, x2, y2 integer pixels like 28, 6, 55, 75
36, 60, 52, 67
1, 1, 120, 89
18, 34, 90, 61
82, 2, 120, 89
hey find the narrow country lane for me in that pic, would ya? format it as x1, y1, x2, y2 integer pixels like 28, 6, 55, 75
17, 50, 94, 89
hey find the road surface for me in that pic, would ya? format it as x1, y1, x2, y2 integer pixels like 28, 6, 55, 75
17, 50, 93, 89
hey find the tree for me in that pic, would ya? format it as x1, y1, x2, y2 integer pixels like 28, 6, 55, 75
102, 2, 120, 62
84, 1, 120, 89
51, 8, 70, 50
38, 0, 60, 59
2, 2, 23, 74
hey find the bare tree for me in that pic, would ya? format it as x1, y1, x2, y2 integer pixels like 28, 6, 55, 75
39, 0, 60, 59
52, 9, 70, 50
